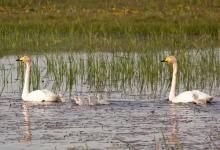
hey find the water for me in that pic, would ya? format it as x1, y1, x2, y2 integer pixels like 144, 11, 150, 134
1, 97, 220, 149
0, 53, 220, 150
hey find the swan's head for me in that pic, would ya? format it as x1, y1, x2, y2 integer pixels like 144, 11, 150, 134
161, 56, 176, 64
16, 56, 31, 63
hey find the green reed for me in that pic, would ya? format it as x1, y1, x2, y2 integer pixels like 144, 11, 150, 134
31, 61, 40, 90
14, 47, 220, 97
45, 56, 67, 90
38, 49, 220, 96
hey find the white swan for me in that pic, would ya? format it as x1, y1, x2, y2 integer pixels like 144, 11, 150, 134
161, 56, 213, 104
16, 56, 64, 102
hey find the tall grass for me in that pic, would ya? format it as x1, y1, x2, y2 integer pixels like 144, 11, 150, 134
0, 0, 219, 54
0, 23, 218, 55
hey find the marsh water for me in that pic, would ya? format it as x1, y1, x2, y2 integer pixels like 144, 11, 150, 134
0, 51, 220, 150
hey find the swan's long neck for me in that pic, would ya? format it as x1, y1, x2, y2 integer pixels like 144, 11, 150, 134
22, 62, 31, 97
169, 62, 177, 100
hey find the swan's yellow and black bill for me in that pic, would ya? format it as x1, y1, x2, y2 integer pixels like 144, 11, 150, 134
16, 58, 21, 61
161, 56, 173, 63
16, 56, 26, 61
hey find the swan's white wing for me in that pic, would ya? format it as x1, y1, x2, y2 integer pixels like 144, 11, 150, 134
191, 90, 213, 103
171, 90, 213, 104
23, 89, 59, 102
172, 91, 195, 103
192, 90, 213, 99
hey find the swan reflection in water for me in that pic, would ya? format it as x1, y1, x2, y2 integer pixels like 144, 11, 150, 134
156, 104, 179, 148
19, 102, 32, 143
169, 104, 178, 145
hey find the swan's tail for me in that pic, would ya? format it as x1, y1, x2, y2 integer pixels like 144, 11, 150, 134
193, 96, 214, 104
206, 96, 214, 103
58, 94, 66, 102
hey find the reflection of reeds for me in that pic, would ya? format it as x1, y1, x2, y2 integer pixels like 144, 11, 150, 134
114, 137, 136, 150
155, 129, 183, 150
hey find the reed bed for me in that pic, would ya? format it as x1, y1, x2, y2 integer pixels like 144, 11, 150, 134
13, 49, 220, 98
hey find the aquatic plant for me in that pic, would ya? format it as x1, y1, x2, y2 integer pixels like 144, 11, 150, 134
14, 49, 220, 98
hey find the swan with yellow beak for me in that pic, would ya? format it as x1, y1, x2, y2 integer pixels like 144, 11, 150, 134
16, 56, 64, 102
161, 55, 213, 104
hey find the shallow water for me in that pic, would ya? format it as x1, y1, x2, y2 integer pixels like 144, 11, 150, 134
1, 97, 220, 150
0, 53, 220, 150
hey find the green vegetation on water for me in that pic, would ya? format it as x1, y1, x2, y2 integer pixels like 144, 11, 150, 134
13, 50, 219, 97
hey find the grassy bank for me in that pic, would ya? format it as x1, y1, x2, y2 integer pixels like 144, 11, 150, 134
0, 0, 220, 54
0, 0, 220, 55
